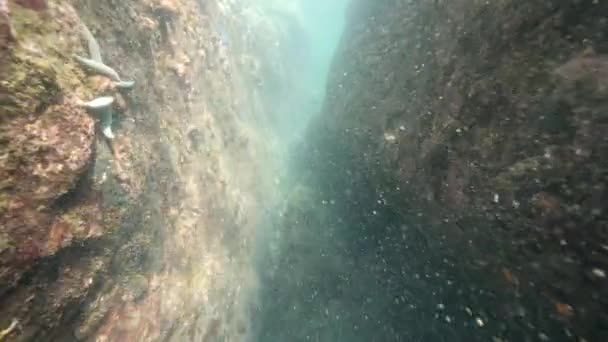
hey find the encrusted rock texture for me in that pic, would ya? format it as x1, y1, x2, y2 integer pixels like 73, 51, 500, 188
293, 0, 608, 340
0, 0, 286, 340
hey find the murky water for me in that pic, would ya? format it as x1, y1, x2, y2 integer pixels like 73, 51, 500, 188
252, 1, 608, 342
1, 0, 606, 341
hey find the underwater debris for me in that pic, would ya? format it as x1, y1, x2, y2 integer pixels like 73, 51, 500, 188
80, 96, 115, 139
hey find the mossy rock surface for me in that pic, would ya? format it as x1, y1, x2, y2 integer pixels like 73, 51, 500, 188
0, 0, 277, 341
0, 2, 101, 305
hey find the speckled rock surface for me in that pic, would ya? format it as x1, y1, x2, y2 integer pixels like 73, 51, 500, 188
264, 0, 608, 341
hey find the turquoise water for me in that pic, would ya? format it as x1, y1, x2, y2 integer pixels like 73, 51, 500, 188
254, 0, 349, 143
1, 1, 605, 341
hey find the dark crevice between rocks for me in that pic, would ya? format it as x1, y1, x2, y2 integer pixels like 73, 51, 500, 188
49, 146, 97, 213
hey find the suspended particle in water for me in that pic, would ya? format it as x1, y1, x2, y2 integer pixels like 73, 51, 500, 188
384, 133, 396, 142
591, 267, 606, 278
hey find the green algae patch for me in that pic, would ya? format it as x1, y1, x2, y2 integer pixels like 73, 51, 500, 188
1, 3, 92, 119
1, 51, 59, 118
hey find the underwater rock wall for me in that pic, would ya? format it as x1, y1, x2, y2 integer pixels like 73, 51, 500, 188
0, 0, 288, 340
278, 0, 608, 340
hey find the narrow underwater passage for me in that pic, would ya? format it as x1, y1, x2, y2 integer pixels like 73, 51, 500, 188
252, 1, 608, 342
1, 0, 607, 341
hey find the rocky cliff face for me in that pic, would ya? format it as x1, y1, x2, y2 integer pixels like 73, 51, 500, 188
0, 0, 293, 340
268, 0, 608, 341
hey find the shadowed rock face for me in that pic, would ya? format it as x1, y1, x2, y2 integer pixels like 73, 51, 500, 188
275, 0, 608, 341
